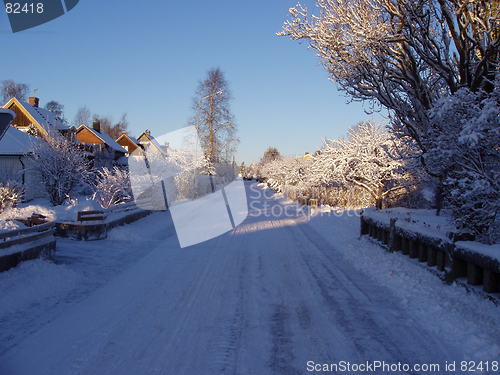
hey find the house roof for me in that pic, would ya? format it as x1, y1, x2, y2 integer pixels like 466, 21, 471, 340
0, 126, 39, 155
2, 97, 68, 135
137, 131, 167, 155
116, 133, 141, 146
76, 124, 127, 153
0, 108, 16, 118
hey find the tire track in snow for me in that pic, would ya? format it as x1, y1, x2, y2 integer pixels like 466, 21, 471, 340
269, 304, 302, 375
290, 217, 456, 365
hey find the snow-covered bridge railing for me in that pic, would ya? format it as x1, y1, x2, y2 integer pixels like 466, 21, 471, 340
56, 202, 150, 241
0, 222, 56, 272
360, 210, 499, 294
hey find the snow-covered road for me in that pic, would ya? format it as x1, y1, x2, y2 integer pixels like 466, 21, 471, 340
1, 182, 498, 375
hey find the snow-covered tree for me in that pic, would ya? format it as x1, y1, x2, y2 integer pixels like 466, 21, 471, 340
30, 132, 88, 206
316, 122, 412, 209
280, 0, 498, 150
259, 155, 313, 195
425, 87, 499, 243
92, 167, 132, 209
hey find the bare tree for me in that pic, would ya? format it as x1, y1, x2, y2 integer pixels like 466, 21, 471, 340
45, 100, 66, 123
1, 80, 29, 103
260, 147, 281, 164
190, 68, 238, 165
74, 106, 91, 126
94, 113, 129, 139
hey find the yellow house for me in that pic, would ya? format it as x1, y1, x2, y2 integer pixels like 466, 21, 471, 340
2, 97, 68, 136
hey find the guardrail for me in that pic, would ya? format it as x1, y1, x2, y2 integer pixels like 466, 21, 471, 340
360, 215, 499, 294
0, 222, 56, 272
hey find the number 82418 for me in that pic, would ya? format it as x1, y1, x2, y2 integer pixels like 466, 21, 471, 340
5, 2, 44, 14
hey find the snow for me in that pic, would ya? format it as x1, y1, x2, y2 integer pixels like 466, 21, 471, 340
0, 258, 82, 317
0, 219, 26, 232
0, 197, 101, 223
18, 100, 68, 131
364, 207, 456, 240
0, 182, 498, 374
138, 132, 167, 156
0, 126, 38, 155
0, 212, 174, 356
0, 108, 15, 116
455, 241, 500, 263
0, 199, 56, 222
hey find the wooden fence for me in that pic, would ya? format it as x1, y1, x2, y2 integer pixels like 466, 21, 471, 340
0, 222, 56, 272
360, 215, 499, 294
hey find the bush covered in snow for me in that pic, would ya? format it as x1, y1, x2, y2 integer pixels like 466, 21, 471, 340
30, 132, 88, 206
91, 167, 132, 209
0, 180, 24, 212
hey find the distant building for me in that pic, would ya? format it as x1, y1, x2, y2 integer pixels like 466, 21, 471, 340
2, 96, 68, 136
137, 130, 167, 156
75, 121, 127, 168
115, 132, 142, 155
0, 125, 45, 200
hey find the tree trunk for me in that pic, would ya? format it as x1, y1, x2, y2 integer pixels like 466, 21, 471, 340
434, 177, 444, 216
375, 185, 383, 210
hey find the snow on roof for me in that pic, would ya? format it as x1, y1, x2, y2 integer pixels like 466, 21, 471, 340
18, 100, 68, 132
0, 108, 16, 117
116, 133, 140, 145
138, 132, 167, 155
128, 135, 140, 144
77, 125, 127, 153
0, 126, 39, 155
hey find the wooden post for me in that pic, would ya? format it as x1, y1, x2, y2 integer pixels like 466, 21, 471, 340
402, 237, 410, 255
451, 256, 467, 277
467, 263, 483, 285
483, 270, 500, 293
427, 245, 437, 267
383, 230, 389, 245
409, 239, 418, 258
360, 217, 368, 236
388, 218, 397, 252
417, 241, 427, 262
436, 250, 446, 271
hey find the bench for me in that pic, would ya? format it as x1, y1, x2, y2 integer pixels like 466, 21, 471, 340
77, 210, 106, 222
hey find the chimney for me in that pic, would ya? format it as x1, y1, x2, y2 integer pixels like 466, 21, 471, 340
92, 119, 101, 133
28, 96, 39, 107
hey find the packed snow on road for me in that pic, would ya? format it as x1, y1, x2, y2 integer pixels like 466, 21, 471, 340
0, 182, 498, 375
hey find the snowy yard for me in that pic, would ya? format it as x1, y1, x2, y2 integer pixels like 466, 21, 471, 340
0, 182, 498, 375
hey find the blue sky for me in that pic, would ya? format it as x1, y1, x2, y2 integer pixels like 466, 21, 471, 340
0, 0, 380, 163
